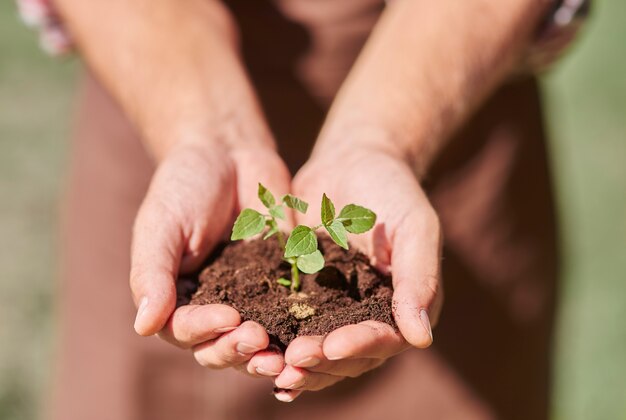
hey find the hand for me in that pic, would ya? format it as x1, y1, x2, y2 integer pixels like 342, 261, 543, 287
129, 141, 291, 377
273, 146, 443, 401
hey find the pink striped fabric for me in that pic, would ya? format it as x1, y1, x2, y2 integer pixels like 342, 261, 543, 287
525, 0, 590, 71
16, 0, 589, 72
17, 0, 71, 54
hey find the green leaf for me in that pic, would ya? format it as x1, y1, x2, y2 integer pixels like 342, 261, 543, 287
263, 219, 279, 240
231, 209, 266, 240
284, 225, 318, 258
338, 204, 377, 234
269, 206, 285, 220
258, 183, 275, 208
296, 250, 325, 274
277, 278, 292, 287
321, 193, 335, 225
325, 219, 349, 249
282, 194, 309, 214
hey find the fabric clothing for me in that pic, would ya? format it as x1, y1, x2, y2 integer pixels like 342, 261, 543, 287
17, 0, 71, 54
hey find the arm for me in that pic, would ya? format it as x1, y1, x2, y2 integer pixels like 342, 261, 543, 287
54, 0, 272, 160
54, 0, 291, 376
281, 0, 550, 400
315, 0, 550, 177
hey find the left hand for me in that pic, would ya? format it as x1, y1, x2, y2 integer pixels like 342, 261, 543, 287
273, 146, 443, 401
130, 142, 292, 379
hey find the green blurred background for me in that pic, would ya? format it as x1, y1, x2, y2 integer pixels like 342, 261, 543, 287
0, 1, 624, 419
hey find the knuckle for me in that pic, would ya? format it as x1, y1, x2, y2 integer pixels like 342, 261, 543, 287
157, 331, 189, 350
180, 328, 204, 346
426, 208, 441, 230
421, 208, 442, 240
193, 350, 227, 370
424, 274, 441, 301
312, 375, 343, 391
193, 351, 215, 368
128, 265, 149, 291
343, 361, 371, 378
221, 351, 243, 366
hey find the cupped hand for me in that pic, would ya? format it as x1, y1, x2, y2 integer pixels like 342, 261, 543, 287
274, 146, 443, 400
130, 141, 292, 377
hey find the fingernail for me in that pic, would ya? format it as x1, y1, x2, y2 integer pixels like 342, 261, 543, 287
236, 342, 262, 355
133, 297, 149, 333
255, 367, 280, 377
419, 309, 433, 343
293, 357, 320, 368
326, 354, 345, 361
214, 326, 237, 334
274, 390, 299, 403
285, 378, 306, 389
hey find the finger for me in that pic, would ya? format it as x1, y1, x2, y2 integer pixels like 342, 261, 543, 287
322, 321, 408, 360
391, 208, 443, 348
192, 321, 269, 369
130, 148, 235, 336
273, 389, 303, 403
284, 335, 387, 377
284, 335, 325, 366
158, 304, 241, 348
245, 350, 285, 377
274, 365, 344, 392
298, 357, 384, 378
130, 200, 183, 336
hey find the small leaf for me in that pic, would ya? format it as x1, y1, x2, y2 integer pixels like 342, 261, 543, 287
325, 219, 348, 249
321, 193, 335, 225
263, 219, 279, 240
284, 225, 318, 258
282, 194, 309, 214
231, 209, 266, 240
277, 278, 292, 287
269, 206, 285, 220
296, 250, 325, 274
258, 183, 275, 208
338, 204, 377, 234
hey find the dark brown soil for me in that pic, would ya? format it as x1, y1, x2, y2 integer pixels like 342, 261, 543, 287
179, 236, 396, 349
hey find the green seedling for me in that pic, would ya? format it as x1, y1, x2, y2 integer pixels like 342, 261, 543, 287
231, 183, 376, 292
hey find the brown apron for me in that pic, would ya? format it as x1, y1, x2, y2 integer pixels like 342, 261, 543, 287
49, 1, 557, 419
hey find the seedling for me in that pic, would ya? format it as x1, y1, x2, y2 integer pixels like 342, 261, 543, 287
231, 183, 377, 292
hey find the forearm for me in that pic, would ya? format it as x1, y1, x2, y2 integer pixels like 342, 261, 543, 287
55, 0, 272, 161
314, 0, 550, 177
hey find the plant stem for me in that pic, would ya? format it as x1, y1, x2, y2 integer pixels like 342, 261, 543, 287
290, 261, 300, 292
276, 230, 286, 249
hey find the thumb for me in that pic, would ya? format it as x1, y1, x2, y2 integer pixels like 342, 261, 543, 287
391, 209, 443, 348
129, 145, 238, 336
130, 200, 182, 336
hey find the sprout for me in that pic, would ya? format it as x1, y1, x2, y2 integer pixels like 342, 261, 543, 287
231, 183, 376, 292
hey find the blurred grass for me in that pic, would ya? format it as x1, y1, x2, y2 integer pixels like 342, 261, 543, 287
0, 1, 624, 419
0, 2, 75, 419
543, 1, 626, 419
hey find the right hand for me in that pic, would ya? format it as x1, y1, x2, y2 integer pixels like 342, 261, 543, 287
130, 140, 292, 378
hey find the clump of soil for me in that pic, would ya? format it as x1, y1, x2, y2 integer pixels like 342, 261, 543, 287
180, 236, 396, 349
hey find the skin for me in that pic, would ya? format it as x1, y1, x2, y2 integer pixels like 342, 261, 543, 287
55, 0, 550, 403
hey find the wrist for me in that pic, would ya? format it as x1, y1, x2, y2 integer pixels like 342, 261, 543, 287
313, 123, 407, 161
312, 122, 435, 179
145, 104, 276, 163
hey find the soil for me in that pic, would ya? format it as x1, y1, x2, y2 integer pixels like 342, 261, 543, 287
179, 236, 396, 349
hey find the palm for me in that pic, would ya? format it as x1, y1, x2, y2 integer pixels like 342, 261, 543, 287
271, 149, 443, 400
130, 144, 292, 379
